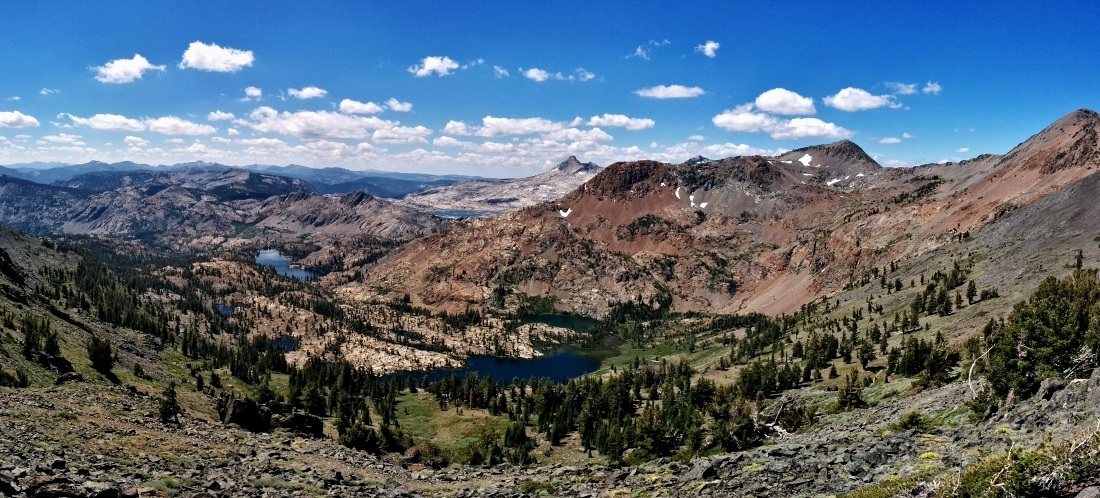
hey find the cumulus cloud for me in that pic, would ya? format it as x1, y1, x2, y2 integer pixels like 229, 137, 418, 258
244, 106, 396, 140
227, 128, 240, 136
878, 137, 902, 144
627, 39, 670, 60
523, 68, 552, 82
923, 81, 942, 94
371, 125, 432, 144
586, 113, 654, 131
288, 86, 327, 99
956, 147, 969, 153
145, 116, 217, 135
62, 113, 145, 131
124, 136, 148, 148
207, 110, 235, 121
493, 66, 509, 78
576, 68, 596, 82
885, 82, 918, 95
408, 56, 460, 77
634, 84, 705, 99
92, 54, 166, 83
243, 86, 262, 100
179, 41, 254, 72
695, 40, 720, 58
824, 87, 900, 111
339, 99, 385, 114
755, 88, 816, 115
39, 133, 84, 145
475, 116, 564, 137
712, 104, 851, 140
0, 111, 40, 128
543, 127, 613, 142
385, 98, 413, 112
688, 135, 705, 141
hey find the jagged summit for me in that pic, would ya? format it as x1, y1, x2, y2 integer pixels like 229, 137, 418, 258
682, 155, 711, 165
552, 155, 601, 174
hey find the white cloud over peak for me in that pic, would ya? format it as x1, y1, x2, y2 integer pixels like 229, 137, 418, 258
695, 40, 720, 58
408, 56, 460, 77
923, 81, 943, 94
956, 147, 969, 153
0, 111, 40, 128
207, 110, 235, 121
244, 106, 396, 140
885, 82, 918, 95
339, 99, 385, 114
634, 84, 705, 99
878, 137, 902, 144
586, 113, 654, 130
543, 127, 613, 142
145, 116, 217, 135
92, 54, 166, 83
288, 86, 327, 99
62, 113, 145, 132
178, 41, 255, 72
476, 116, 564, 137
755, 88, 816, 115
385, 98, 413, 112
824, 87, 900, 111
712, 104, 851, 140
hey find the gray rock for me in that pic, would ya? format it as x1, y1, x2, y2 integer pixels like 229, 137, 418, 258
1078, 486, 1100, 498
681, 459, 717, 481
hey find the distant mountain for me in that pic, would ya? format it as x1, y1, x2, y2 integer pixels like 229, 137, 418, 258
11, 160, 158, 184
398, 155, 603, 216
252, 191, 441, 241
237, 164, 480, 197
59, 169, 317, 201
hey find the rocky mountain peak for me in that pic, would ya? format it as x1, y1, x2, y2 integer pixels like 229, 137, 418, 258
1000, 107, 1100, 173
553, 156, 600, 174
682, 155, 711, 166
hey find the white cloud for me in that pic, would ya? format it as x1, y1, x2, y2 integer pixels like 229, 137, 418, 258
207, 110, 235, 121
63, 113, 144, 131
712, 104, 851, 140
443, 120, 472, 136
39, 88, 60, 96
226, 128, 240, 136
493, 66, 509, 78
824, 87, 900, 111
576, 68, 596, 82
385, 98, 413, 112
92, 54, 166, 83
878, 137, 902, 144
145, 116, 217, 135
476, 116, 564, 137
0, 111, 40, 128
884, 159, 910, 167
543, 127, 613, 142
243, 86, 263, 101
902, 132, 914, 139
586, 113, 654, 131
39, 133, 84, 145
695, 40, 720, 58
688, 135, 705, 141
371, 125, 432, 144
288, 86, 327, 99
627, 39, 670, 60
923, 81, 942, 94
166, 138, 185, 144
5, 96, 19, 101
339, 99, 385, 114
634, 84, 705, 99
956, 147, 969, 153
408, 56, 460, 77
755, 88, 816, 115
244, 106, 396, 140
523, 68, 552, 82
124, 136, 148, 148
179, 41, 255, 72
885, 82, 918, 95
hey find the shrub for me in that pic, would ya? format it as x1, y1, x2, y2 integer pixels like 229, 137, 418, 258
87, 336, 114, 373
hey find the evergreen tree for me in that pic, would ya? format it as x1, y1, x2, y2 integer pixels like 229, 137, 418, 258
159, 382, 181, 424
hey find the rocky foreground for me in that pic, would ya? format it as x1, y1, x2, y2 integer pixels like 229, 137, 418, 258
4, 370, 1100, 498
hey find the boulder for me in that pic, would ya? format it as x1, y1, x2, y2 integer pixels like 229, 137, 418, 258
270, 412, 323, 437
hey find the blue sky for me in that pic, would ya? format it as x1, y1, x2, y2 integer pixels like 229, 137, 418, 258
1, 1, 1098, 177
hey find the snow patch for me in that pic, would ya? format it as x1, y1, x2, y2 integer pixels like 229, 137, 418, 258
559, 208, 572, 217
689, 194, 696, 208
781, 160, 793, 164
675, 187, 681, 199
699, 202, 708, 209
798, 154, 812, 166
856, 173, 865, 177
660, 182, 666, 187
826, 178, 842, 186
802, 173, 812, 176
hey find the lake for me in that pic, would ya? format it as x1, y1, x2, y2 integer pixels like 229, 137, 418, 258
255, 249, 319, 280
400, 349, 604, 384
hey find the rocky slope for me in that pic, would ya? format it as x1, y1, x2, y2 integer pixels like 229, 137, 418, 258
398, 156, 602, 217
350, 109, 1100, 319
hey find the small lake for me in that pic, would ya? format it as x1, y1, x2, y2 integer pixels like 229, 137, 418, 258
520, 314, 598, 332
396, 349, 605, 384
255, 249, 318, 280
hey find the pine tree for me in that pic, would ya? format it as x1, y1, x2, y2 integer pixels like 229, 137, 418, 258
159, 382, 181, 424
